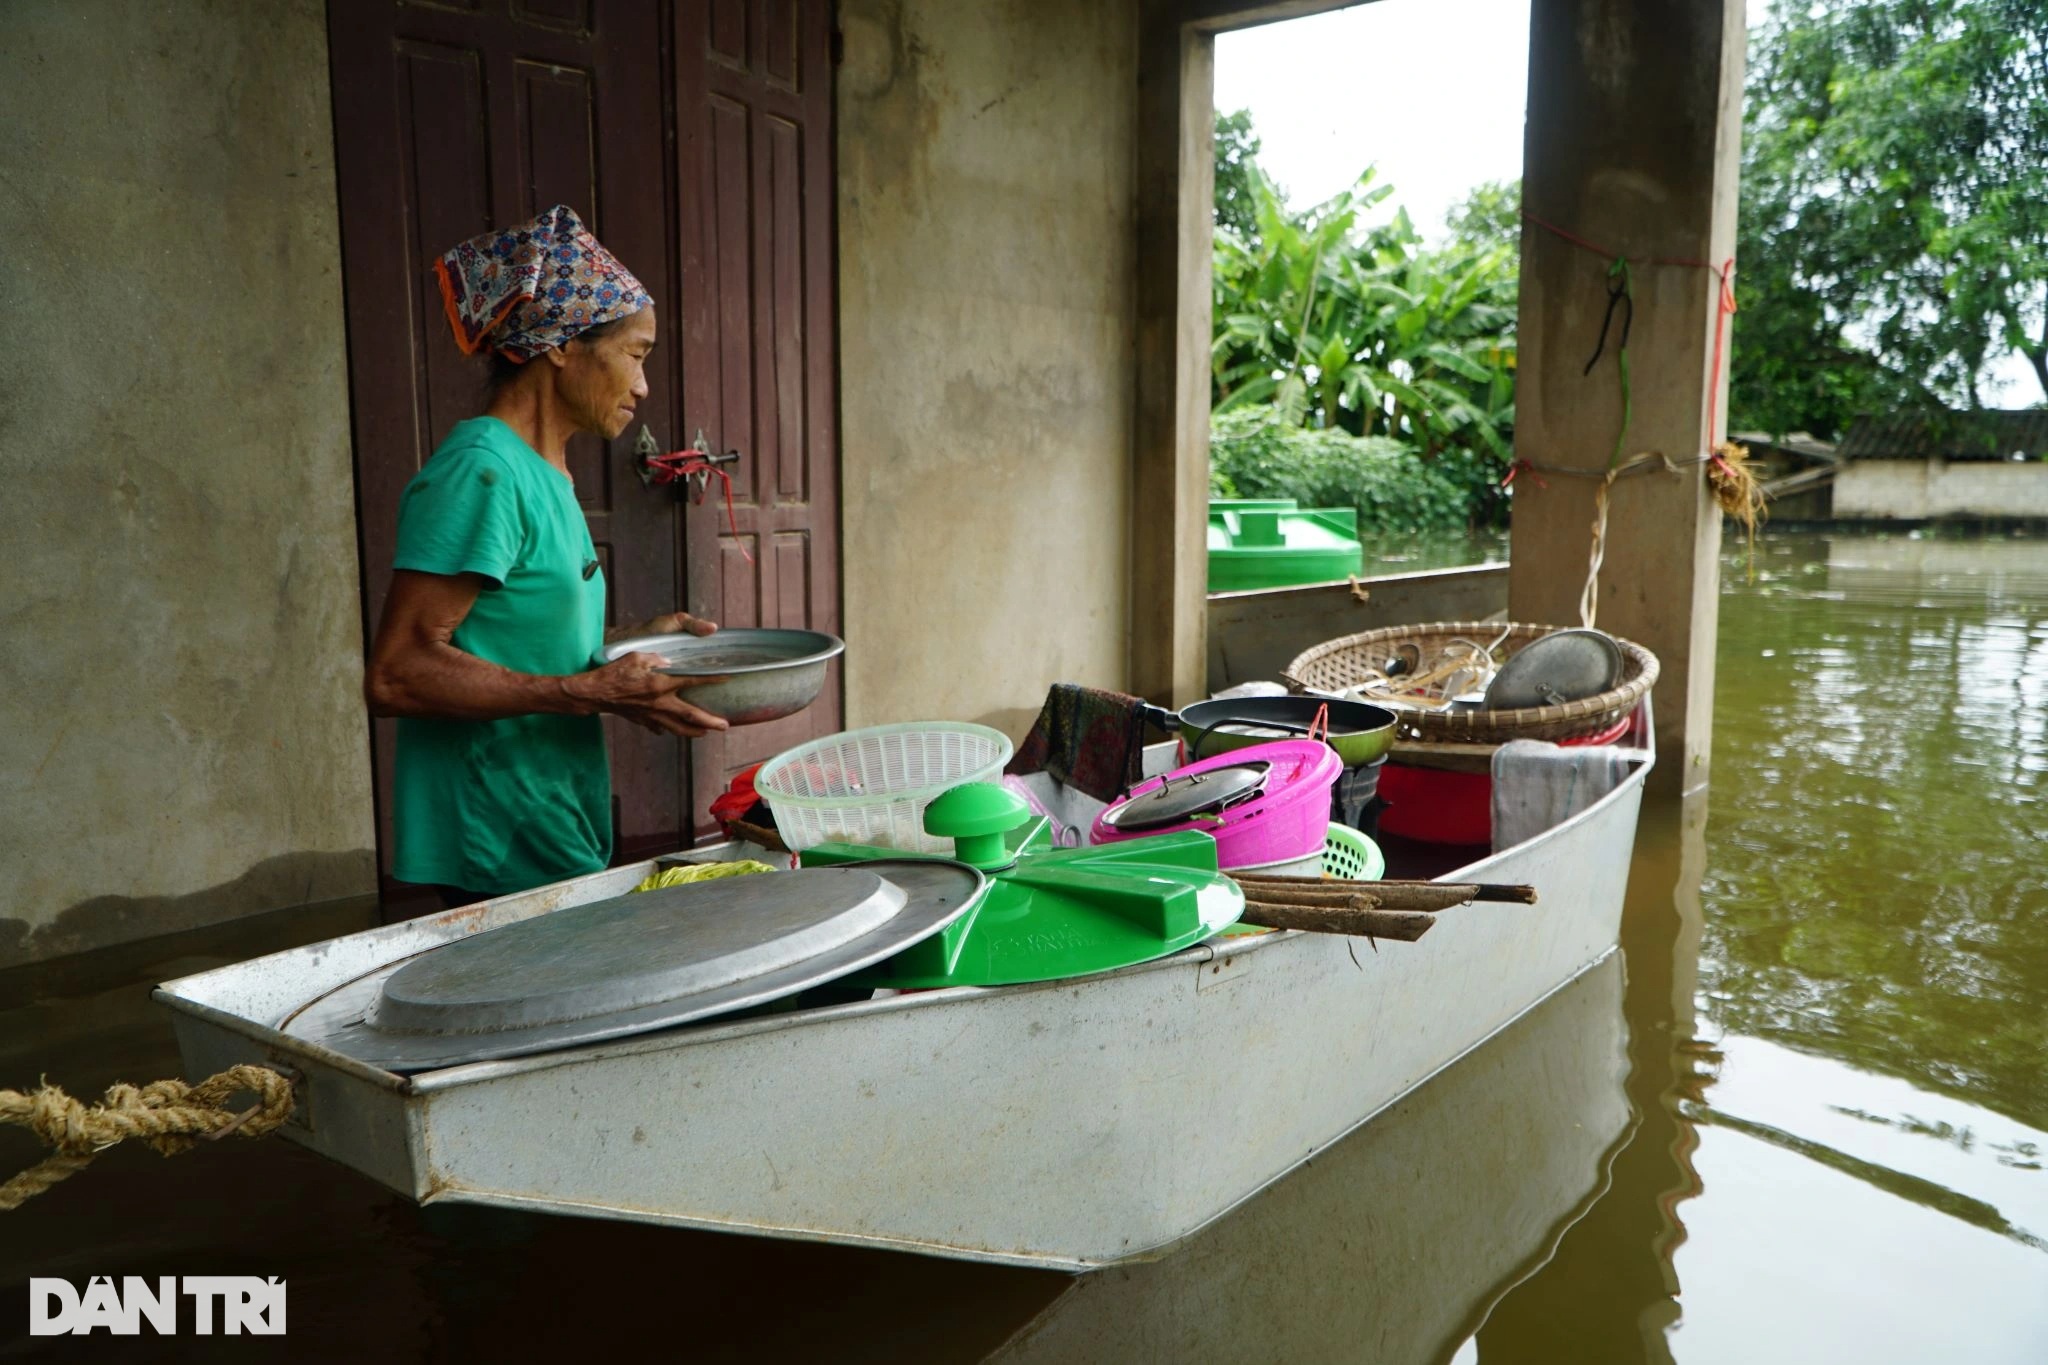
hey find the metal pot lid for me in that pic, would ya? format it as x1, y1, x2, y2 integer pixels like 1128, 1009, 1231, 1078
280, 862, 983, 1073
1101, 763, 1270, 832
1484, 629, 1623, 710
601, 627, 844, 678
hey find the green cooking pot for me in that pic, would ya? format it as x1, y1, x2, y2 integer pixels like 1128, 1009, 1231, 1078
1141, 697, 1399, 767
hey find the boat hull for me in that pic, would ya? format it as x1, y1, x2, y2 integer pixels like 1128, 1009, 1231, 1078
158, 749, 1648, 1270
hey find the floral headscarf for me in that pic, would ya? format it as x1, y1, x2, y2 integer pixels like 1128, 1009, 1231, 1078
432, 205, 652, 362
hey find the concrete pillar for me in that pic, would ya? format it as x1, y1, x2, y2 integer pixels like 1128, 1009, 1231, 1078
1510, 0, 1745, 794
1130, 3, 1215, 706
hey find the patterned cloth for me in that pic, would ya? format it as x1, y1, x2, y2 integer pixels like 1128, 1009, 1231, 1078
1006, 683, 1150, 804
432, 204, 651, 361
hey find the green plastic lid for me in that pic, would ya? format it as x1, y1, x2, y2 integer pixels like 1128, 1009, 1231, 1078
800, 825, 1244, 988
923, 783, 1032, 870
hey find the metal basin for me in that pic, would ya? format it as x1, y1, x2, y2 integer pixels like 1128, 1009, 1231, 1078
601, 627, 844, 725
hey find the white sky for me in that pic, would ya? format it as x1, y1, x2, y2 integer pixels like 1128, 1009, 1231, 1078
1214, 0, 2040, 402
1214, 0, 1532, 240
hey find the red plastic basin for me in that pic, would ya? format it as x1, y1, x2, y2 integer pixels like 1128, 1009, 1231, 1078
1376, 715, 1631, 845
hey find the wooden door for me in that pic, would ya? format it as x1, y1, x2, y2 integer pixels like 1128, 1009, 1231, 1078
675, 0, 843, 835
331, 0, 842, 884
330, 0, 686, 890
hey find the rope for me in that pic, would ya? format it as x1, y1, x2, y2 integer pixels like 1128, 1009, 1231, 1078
1521, 212, 1739, 448
1582, 258, 1636, 473
1510, 214, 1748, 623
0, 1065, 295, 1210
1307, 702, 1331, 745
1580, 469, 1620, 628
1504, 449, 1708, 488
643, 449, 754, 564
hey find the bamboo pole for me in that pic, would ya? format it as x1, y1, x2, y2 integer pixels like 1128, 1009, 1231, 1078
1227, 874, 1537, 905
1239, 901, 1436, 941
1223, 884, 1382, 910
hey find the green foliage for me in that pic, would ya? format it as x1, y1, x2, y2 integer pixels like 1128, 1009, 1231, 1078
1209, 150, 1517, 528
1210, 165, 1518, 453
1213, 109, 1263, 245
1444, 179, 1523, 257
1736, 0, 2048, 437
1208, 407, 1481, 533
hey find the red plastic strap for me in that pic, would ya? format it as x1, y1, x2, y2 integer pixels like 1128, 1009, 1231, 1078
1501, 458, 1548, 491
1308, 702, 1331, 746
645, 451, 754, 564
1519, 213, 1739, 451
1706, 258, 1738, 448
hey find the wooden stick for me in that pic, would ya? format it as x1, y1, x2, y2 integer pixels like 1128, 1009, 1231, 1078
1366, 878, 1538, 900
1221, 883, 1381, 910
1226, 876, 1465, 913
1241, 900, 1435, 941
1228, 873, 1538, 905
1356, 885, 1481, 913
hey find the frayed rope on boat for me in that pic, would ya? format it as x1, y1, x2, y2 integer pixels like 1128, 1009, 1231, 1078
0, 1064, 295, 1210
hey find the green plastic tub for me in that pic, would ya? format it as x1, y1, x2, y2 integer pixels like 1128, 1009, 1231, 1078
1207, 498, 1365, 592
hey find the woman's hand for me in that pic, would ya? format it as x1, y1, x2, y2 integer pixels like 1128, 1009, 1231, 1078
606, 611, 718, 645
566, 652, 730, 737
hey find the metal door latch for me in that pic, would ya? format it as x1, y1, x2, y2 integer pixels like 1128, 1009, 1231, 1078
636, 425, 742, 504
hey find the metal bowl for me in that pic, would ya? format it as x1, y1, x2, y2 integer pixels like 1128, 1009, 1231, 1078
601, 627, 844, 725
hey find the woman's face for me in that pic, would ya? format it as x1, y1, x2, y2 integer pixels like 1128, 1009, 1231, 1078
557, 306, 657, 440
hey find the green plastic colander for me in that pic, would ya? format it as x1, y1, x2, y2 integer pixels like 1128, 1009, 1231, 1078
1321, 824, 1386, 880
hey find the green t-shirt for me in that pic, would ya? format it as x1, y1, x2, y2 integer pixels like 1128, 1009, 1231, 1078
390, 416, 611, 895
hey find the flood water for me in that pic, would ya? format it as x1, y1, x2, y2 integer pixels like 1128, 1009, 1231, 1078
4, 527, 2045, 1361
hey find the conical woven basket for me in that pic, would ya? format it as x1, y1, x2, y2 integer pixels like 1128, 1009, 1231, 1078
1282, 621, 1659, 745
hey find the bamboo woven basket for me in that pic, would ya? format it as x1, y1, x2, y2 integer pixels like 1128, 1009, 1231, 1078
1282, 621, 1659, 745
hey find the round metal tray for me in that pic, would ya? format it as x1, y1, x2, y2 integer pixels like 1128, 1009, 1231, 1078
281, 862, 984, 1073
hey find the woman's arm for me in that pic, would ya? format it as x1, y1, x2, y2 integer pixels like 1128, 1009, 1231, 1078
364, 570, 728, 738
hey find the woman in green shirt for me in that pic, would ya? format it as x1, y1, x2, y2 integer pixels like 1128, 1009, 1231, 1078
364, 205, 723, 909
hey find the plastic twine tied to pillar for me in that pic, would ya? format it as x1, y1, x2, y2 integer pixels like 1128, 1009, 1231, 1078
1575, 255, 1635, 628
1510, 212, 1752, 613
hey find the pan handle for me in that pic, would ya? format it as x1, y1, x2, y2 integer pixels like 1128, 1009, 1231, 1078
1191, 716, 1320, 760
1134, 703, 1181, 734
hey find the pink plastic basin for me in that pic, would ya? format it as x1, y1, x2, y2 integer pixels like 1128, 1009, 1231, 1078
1091, 740, 1341, 868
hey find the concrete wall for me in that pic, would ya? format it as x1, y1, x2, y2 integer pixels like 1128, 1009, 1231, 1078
0, 0, 376, 965
1834, 462, 2048, 520
835, 0, 1140, 739
1207, 565, 1510, 694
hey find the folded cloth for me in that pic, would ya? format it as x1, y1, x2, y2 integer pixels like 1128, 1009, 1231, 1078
1006, 683, 1149, 803
1489, 739, 1633, 852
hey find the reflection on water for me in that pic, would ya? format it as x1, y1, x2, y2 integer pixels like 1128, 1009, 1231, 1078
1360, 526, 1511, 576
1701, 532, 2048, 1130
1475, 528, 2048, 1364
988, 955, 1632, 1363
5, 528, 2046, 1361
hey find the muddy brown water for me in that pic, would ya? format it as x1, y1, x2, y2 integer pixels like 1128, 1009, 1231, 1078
4, 528, 2045, 1361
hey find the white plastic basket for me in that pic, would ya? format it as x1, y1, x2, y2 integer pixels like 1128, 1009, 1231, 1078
755, 722, 1015, 853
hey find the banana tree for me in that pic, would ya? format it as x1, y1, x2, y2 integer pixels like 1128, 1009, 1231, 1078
1212, 164, 1517, 473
